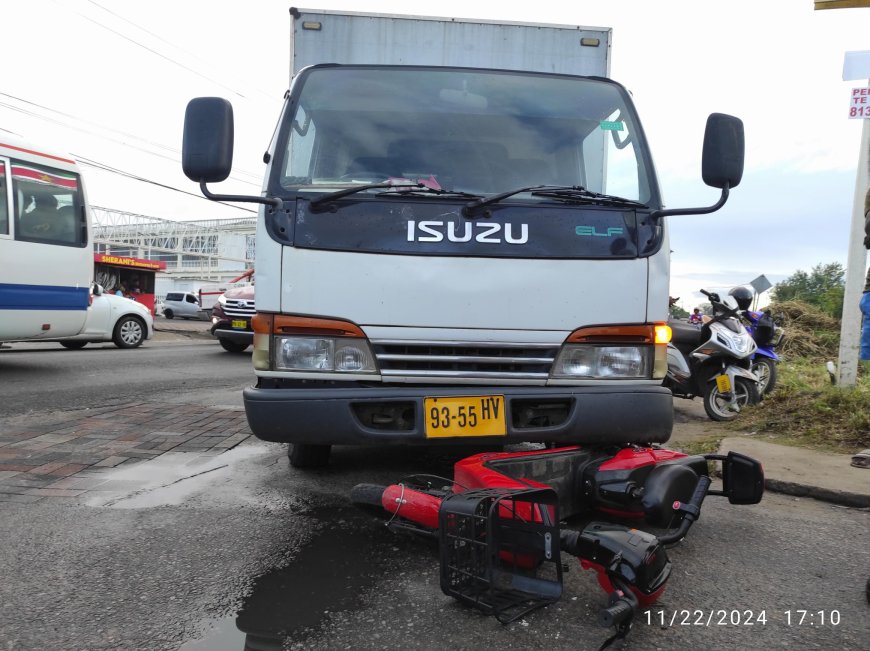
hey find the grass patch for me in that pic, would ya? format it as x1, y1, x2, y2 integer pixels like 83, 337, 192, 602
727, 358, 870, 454
667, 435, 723, 457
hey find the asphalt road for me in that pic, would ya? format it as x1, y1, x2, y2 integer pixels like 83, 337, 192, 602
1, 339, 868, 650
0, 335, 252, 417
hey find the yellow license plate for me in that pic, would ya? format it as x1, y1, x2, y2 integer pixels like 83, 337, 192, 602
716, 374, 732, 393
231, 320, 247, 329
424, 395, 506, 438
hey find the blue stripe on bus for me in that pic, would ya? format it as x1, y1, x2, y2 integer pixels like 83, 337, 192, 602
0, 283, 89, 311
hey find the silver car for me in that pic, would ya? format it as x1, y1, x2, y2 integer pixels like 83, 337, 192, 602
162, 291, 201, 320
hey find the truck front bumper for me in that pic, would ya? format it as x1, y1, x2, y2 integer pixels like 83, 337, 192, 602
243, 383, 673, 446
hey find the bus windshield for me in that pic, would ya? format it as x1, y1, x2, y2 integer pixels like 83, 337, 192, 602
274, 66, 657, 206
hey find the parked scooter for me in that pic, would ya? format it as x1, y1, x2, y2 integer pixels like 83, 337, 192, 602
664, 289, 761, 421
730, 286, 784, 395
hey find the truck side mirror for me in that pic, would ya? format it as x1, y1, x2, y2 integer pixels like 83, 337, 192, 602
182, 97, 235, 184
701, 113, 744, 190
649, 112, 744, 220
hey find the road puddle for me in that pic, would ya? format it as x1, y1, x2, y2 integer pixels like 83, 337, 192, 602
181, 506, 402, 650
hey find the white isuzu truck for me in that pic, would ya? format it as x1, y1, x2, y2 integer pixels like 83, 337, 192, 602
182, 9, 744, 467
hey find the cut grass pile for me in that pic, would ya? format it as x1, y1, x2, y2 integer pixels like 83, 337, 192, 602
729, 359, 870, 453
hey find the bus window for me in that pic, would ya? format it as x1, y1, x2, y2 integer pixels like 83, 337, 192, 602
0, 160, 8, 236
12, 160, 84, 246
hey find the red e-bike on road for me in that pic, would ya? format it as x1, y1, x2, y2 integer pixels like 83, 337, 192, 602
352, 444, 764, 647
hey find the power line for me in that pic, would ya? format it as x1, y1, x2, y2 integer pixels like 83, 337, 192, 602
0, 94, 264, 186
73, 154, 259, 215
51, 0, 249, 100
86, 0, 281, 106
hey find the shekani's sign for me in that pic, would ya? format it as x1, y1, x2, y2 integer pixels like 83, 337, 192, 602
94, 254, 167, 271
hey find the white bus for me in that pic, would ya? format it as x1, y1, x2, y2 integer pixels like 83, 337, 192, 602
0, 135, 93, 341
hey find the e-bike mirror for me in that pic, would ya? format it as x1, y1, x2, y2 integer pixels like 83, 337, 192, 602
720, 451, 764, 504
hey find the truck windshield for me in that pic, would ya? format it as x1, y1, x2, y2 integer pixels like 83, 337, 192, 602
274, 66, 657, 205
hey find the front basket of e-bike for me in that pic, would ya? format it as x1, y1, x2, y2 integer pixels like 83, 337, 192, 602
438, 487, 563, 623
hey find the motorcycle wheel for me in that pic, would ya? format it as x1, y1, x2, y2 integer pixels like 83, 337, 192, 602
751, 357, 777, 395
703, 376, 760, 421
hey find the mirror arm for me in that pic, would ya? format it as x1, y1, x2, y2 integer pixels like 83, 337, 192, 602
649, 183, 730, 220
200, 181, 282, 210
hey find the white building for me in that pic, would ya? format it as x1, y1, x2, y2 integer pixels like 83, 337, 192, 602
91, 206, 255, 299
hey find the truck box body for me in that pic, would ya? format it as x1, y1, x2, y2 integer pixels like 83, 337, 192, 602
289, 10, 611, 77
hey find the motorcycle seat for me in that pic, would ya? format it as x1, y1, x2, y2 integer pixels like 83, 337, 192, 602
669, 319, 704, 347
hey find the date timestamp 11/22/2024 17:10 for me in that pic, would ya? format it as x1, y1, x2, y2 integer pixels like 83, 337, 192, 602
644, 610, 842, 627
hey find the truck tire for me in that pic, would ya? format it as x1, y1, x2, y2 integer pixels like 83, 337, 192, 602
219, 339, 250, 353
60, 341, 88, 350
288, 443, 331, 469
163, 309, 174, 319
113, 316, 146, 349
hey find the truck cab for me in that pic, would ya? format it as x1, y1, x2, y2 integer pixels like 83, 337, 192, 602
181, 13, 743, 468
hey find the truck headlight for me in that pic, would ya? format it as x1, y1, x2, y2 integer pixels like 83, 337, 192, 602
552, 345, 649, 378
275, 336, 377, 373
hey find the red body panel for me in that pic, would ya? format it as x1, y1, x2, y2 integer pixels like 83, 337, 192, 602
453, 446, 582, 491
382, 484, 441, 530
597, 447, 687, 472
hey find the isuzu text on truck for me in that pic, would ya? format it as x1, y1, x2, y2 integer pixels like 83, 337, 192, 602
182, 10, 744, 468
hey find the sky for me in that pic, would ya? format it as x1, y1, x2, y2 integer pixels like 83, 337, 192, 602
2, 0, 868, 310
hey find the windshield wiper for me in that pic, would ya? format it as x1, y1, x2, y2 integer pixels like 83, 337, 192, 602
462, 185, 547, 218
376, 186, 482, 200
530, 186, 648, 208
309, 182, 422, 211
462, 184, 648, 217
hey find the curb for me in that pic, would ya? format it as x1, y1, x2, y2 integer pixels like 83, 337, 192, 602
764, 478, 870, 509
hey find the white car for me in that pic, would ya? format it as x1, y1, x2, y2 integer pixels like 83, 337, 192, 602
161, 291, 202, 320
50, 285, 154, 349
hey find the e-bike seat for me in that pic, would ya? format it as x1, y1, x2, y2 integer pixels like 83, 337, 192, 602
669, 319, 704, 351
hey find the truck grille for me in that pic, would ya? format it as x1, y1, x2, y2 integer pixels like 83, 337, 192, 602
372, 340, 558, 380
223, 298, 256, 318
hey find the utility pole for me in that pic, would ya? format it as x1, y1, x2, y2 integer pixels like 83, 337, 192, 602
836, 50, 870, 386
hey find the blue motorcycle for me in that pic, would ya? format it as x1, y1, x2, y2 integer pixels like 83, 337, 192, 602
728, 287, 784, 396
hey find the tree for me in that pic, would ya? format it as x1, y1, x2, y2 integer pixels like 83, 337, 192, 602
771, 262, 845, 318
670, 304, 690, 319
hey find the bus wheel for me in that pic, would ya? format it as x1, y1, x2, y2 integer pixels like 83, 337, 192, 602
113, 316, 146, 349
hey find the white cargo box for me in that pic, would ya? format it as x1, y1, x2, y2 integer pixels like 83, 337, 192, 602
289, 8, 611, 79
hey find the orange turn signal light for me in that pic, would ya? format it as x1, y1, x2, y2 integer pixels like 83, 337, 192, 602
654, 324, 672, 344
252, 313, 365, 337
566, 324, 666, 344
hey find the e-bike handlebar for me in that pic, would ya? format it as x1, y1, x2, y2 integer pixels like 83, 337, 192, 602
598, 596, 635, 628
657, 474, 712, 545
